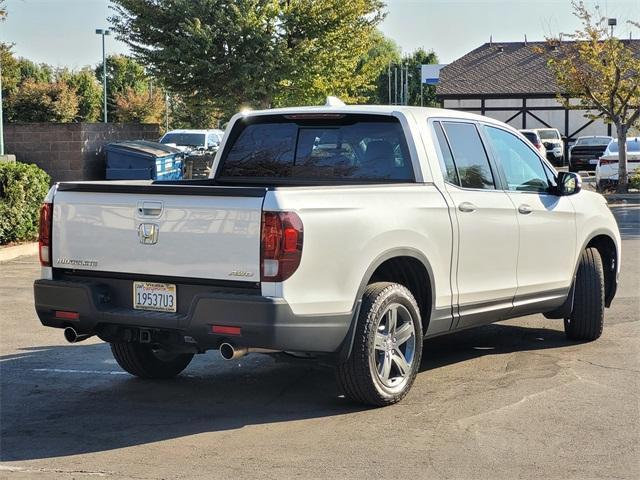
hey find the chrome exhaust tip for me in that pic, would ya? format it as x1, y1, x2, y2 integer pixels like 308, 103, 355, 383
63, 327, 94, 344
219, 342, 247, 360
219, 342, 280, 360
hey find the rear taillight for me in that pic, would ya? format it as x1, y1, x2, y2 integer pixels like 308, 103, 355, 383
599, 158, 617, 165
38, 203, 53, 267
260, 211, 303, 282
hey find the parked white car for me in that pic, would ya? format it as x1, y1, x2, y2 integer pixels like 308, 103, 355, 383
519, 129, 547, 159
160, 129, 224, 154
35, 103, 621, 406
595, 137, 640, 191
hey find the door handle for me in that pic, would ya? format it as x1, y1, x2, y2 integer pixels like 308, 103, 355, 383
458, 202, 477, 213
137, 201, 163, 217
518, 204, 533, 215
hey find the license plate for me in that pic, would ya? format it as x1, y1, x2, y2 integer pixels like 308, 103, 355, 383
133, 282, 177, 312
590, 159, 599, 165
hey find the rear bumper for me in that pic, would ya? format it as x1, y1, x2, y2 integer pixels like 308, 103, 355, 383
34, 279, 352, 354
569, 156, 599, 171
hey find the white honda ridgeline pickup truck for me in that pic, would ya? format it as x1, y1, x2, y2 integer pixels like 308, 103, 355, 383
34, 103, 621, 406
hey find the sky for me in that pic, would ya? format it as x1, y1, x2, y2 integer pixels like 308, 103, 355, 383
1, 0, 639, 69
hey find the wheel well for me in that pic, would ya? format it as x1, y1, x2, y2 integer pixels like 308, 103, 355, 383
586, 235, 617, 307
368, 256, 432, 331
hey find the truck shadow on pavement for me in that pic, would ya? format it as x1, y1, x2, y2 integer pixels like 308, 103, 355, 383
1, 322, 573, 461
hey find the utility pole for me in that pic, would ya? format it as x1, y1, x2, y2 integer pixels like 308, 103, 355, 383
165, 92, 170, 131
394, 66, 398, 105
405, 64, 409, 105
95, 28, 111, 123
400, 64, 404, 105
388, 62, 391, 105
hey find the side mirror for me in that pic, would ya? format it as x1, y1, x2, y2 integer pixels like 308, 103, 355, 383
561, 135, 568, 141
556, 171, 581, 196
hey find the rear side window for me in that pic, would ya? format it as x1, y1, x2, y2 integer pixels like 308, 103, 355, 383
432, 122, 459, 185
218, 115, 414, 183
441, 122, 495, 190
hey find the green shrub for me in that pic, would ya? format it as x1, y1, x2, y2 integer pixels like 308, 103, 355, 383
629, 170, 640, 191
0, 162, 50, 245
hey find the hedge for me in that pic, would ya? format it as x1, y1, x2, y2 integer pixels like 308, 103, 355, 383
630, 170, 640, 191
0, 162, 51, 245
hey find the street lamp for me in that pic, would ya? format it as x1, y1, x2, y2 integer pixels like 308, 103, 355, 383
95, 28, 111, 123
608, 18, 617, 37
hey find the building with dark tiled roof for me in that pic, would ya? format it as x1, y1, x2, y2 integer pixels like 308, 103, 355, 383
436, 40, 640, 163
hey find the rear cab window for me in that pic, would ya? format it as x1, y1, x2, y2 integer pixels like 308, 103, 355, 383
216, 114, 414, 184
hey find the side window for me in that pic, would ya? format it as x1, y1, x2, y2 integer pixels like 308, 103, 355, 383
442, 122, 495, 190
432, 121, 460, 185
485, 126, 550, 192
207, 134, 219, 148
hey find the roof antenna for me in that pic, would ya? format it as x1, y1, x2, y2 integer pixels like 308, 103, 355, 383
490, 35, 493, 46
524, 34, 528, 45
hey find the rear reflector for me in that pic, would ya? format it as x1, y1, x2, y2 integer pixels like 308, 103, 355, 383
55, 310, 79, 320
211, 325, 241, 336
38, 202, 53, 267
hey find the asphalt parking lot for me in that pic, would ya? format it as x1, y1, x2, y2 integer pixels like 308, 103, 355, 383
1, 204, 639, 480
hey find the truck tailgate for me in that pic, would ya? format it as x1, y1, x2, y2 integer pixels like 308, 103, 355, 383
52, 183, 265, 282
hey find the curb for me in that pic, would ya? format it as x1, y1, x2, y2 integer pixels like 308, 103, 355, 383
0, 242, 38, 263
605, 194, 640, 204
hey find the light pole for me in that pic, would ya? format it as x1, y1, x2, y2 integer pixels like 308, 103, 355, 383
95, 28, 111, 123
608, 18, 617, 38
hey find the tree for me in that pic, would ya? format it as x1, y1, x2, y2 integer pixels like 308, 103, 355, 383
0, 44, 20, 97
169, 95, 220, 129
17, 58, 53, 84
354, 31, 400, 104
95, 54, 150, 119
59, 68, 103, 122
378, 48, 439, 106
6, 80, 79, 122
544, 1, 640, 193
114, 87, 164, 123
109, 0, 385, 117
405, 48, 439, 106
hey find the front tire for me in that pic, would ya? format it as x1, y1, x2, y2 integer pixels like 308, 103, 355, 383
111, 342, 194, 379
336, 282, 423, 407
564, 247, 605, 341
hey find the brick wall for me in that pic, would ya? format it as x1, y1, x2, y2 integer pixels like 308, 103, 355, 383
3, 123, 161, 182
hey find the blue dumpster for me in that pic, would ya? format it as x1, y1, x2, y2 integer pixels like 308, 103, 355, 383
105, 141, 184, 180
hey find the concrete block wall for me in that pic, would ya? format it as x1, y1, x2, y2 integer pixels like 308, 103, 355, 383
3, 123, 161, 182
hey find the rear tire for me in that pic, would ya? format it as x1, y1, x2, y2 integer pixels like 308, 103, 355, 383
110, 342, 194, 379
336, 282, 423, 407
564, 247, 605, 341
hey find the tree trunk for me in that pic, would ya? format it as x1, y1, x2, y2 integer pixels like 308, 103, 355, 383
616, 123, 628, 193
